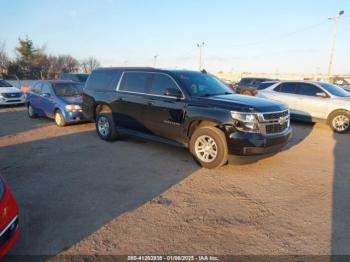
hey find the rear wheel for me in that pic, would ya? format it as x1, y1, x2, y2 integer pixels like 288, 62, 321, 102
55, 110, 66, 127
190, 126, 228, 169
329, 110, 350, 133
27, 104, 37, 118
96, 113, 119, 141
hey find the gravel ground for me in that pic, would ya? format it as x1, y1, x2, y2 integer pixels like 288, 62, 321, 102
0, 105, 349, 258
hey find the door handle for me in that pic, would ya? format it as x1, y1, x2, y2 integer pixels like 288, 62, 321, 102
147, 101, 154, 106
118, 97, 124, 101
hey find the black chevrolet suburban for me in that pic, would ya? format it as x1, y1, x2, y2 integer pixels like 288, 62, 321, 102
83, 68, 292, 168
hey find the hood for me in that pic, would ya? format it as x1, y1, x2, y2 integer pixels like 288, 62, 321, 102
58, 96, 83, 105
195, 94, 288, 113
0, 86, 21, 93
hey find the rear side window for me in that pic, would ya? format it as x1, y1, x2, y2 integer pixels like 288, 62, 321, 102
119, 72, 151, 93
297, 83, 322, 96
85, 70, 122, 91
275, 83, 298, 94
149, 74, 179, 96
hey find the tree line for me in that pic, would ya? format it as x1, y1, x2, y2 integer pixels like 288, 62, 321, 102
0, 37, 100, 80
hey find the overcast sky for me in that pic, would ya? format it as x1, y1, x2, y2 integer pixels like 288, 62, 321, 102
1, 0, 350, 74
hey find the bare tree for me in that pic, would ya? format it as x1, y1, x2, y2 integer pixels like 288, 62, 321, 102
0, 42, 10, 75
81, 57, 101, 73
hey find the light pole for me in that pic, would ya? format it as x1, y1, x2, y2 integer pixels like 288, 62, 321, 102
197, 42, 205, 70
153, 55, 158, 67
327, 10, 344, 81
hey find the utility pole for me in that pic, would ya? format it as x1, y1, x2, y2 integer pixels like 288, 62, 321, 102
153, 55, 158, 67
197, 42, 205, 70
327, 10, 344, 82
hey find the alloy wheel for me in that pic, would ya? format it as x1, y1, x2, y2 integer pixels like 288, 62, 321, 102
194, 135, 218, 163
55, 112, 63, 126
332, 115, 350, 132
98, 116, 110, 137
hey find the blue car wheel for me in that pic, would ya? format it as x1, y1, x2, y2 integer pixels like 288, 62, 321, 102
54, 110, 66, 127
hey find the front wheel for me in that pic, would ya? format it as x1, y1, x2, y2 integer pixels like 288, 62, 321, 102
55, 110, 66, 127
190, 126, 228, 169
27, 104, 37, 118
330, 110, 350, 133
96, 113, 119, 141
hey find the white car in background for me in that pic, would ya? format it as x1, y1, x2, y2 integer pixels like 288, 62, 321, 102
257, 80, 350, 133
0, 79, 26, 106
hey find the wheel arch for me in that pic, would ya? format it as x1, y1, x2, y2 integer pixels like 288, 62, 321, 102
326, 108, 350, 124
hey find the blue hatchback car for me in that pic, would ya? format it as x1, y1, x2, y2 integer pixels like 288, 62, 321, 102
26, 80, 85, 126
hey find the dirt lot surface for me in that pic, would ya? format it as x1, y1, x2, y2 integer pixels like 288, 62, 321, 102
0, 105, 349, 257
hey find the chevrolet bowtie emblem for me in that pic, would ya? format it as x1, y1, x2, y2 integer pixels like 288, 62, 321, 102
279, 116, 288, 125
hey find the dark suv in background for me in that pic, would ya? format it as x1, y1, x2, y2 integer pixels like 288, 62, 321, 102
234, 77, 276, 96
59, 73, 89, 83
83, 68, 291, 168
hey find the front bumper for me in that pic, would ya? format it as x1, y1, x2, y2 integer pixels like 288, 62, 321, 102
227, 126, 292, 155
63, 111, 86, 123
0, 96, 25, 105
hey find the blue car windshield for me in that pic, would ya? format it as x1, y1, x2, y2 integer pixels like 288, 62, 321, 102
53, 83, 83, 97
174, 71, 234, 97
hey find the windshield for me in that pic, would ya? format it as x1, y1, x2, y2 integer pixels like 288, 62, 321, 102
174, 71, 234, 97
77, 74, 89, 83
0, 80, 13, 87
319, 82, 350, 97
53, 83, 83, 97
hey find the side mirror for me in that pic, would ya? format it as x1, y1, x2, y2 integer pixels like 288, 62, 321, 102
42, 93, 51, 98
164, 88, 182, 99
316, 92, 327, 98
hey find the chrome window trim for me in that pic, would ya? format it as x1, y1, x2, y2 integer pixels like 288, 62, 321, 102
115, 71, 186, 100
0, 215, 18, 238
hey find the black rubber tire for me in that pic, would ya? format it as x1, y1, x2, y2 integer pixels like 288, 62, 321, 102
189, 126, 228, 169
329, 110, 350, 134
27, 104, 37, 118
55, 110, 66, 127
96, 113, 119, 141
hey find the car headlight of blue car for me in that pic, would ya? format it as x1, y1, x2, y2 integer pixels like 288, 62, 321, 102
65, 105, 82, 112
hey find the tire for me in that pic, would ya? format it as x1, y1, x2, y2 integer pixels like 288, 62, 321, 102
96, 113, 119, 141
27, 104, 37, 118
54, 110, 66, 127
329, 110, 350, 133
189, 126, 228, 169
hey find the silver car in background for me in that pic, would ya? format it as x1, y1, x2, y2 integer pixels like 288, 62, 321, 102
257, 80, 350, 133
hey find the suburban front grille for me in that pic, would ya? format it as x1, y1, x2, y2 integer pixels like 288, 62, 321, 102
265, 122, 289, 134
1, 93, 22, 98
263, 110, 289, 120
258, 110, 290, 135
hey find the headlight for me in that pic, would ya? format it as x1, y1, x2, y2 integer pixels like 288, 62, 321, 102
0, 177, 5, 201
231, 111, 260, 133
65, 105, 82, 112
0, 93, 4, 98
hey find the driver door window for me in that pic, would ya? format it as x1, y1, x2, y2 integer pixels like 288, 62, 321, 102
149, 74, 181, 97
